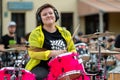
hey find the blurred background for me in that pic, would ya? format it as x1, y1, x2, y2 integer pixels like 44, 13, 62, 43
1, 0, 120, 38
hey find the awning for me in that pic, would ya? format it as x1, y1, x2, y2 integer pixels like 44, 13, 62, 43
78, 0, 120, 16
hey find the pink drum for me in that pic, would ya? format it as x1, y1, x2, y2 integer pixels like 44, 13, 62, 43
47, 52, 90, 80
0, 67, 36, 80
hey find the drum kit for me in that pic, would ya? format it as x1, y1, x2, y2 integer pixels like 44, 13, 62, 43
0, 31, 120, 80
74, 31, 120, 80
0, 67, 36, 80
0, 44, 32, 80
46, 32, 119, 80
0, 44, 29, 67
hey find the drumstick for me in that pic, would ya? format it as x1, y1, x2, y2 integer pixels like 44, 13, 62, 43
4, 48, 16, 52
1, 47, 26, 53
66, 24, 80, 50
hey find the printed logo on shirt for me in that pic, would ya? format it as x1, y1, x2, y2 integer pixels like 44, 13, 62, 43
50, 39, 66, 50
9, 40, 16, 45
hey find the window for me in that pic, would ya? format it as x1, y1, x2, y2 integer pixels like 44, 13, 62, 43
61, 13, 73, 34
12, 13, 25, 37
85, 14, 108, 34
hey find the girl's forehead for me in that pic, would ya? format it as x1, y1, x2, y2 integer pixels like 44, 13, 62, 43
41, 8, 54, 13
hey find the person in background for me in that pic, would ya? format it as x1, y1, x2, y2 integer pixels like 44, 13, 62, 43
75, 31, 83, 43
114, 34, 120, 51
25, 3, 76, 80
1, 21, 21, 48
114, 34, 120, 61
0, 21, 22, 66
76, 31, 89, 44
106, 35, 115, 50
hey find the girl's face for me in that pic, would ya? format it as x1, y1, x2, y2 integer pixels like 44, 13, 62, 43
40, 7, 56, 25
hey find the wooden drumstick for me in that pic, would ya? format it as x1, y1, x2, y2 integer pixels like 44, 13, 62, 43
66, 24, 80, 50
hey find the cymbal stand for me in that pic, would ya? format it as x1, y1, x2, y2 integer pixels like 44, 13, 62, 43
102, 55, 108, 80
10, 64, 16, 80
16, 42, 29, 80
13, 56, 23, 80
95, 37, 104, 80
17, 50, 28, 80
96, 37, 108, 80
4, 76, 7, 80
18, 65, 22, 80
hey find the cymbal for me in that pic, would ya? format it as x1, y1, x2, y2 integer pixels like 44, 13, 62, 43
82, 32, 115, 38
82, 34, 94, 38
0, 48, 16, 53
8, 44, 28, 48
0, 47, 27, 53
4, 48, 16, 52
90, 50, 120, 56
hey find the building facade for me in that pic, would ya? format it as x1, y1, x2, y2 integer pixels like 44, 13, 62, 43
77, 0, 120, 35
2, 0, 79, 38
2, 0, 120, 38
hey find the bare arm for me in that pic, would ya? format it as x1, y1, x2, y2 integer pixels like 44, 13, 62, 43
28, 47, 67, 60
0, 44, 5, 52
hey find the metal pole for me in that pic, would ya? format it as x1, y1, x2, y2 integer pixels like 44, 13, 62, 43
99, 10, 104, 33
0, 0, 2, 38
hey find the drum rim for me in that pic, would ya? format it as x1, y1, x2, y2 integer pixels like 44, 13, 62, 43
57, 70, 81, 79
57, 52, 73, 57
0, 67, 31, 73
75, 43, 87, 47
49, 52, 77, 64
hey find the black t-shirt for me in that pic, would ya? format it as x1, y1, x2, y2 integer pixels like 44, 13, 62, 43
39, 28, 67, 68
115, 34, 120, 48
1, 34, 21, 48
42, 28, 67, 50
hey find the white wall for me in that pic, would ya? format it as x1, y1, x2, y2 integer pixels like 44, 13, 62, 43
2, 0, 79, 35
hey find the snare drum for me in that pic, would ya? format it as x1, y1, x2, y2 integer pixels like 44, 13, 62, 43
47, 52, 90, 80
108, 66, 120, 80
102, 55, 116, 66
75, 43, 90, 62
0, 67, 36, 80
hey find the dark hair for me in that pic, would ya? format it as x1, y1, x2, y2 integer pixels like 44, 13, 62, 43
36, 3, 59, 25
78, 32, 83, 36
108, 38, 114, 43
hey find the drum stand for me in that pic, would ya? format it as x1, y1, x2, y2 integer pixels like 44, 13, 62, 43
10, 64, 17, 80
9, 50, 27, 80
102, 55, 108, 80
90, 39, 102, 80
95, 38, 107, 80
3, 52, 12, 67
9, 59, 23, 80
96, 39, 103, 80
17, 65, 22, 80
